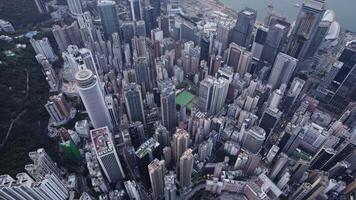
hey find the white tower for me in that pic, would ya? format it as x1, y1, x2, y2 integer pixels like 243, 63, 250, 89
76, 69, 113, 130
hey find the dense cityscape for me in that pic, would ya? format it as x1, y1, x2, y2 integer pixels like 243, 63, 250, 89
0, 0, 355, 199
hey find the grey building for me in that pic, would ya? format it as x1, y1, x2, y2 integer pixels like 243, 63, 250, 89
261, 22, 290, 64
231, 7, 257, 48
287, 0, 326, 59
98, 0, 120, 40
161, 86, 177, 132
124, 83, 146, 124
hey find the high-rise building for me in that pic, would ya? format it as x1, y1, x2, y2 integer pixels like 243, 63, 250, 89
105, 95, 120, 128
231, 7, 257, 48
77, 11, 96, 43
143, 6, 158, 36
172, 129, 189, 163
322, 140, 356, 171
167, 0, 181, 16
30, 38, 58, 62
261, 22, 290, 64
269, 153, 288, 181
121, 21, 136, 44
164, 172, 177, 200
226, 43, 251, 75
129, 0, 142, 21
66, 0, 83, 15
265, 145, 280, 165
136, 20, 147, 37
124, 180, 141, 200
287, 0, 326, 59
216, 20, 235, 51
136, 138, 161, 187
25, 148, 62, 181
310, 147, 335, 170
52, 25, 69, 53
34, 0, 49, 13
259, 107, 282, 138
305, 9, 335, 57
198, 76, 230, 115
45, 93, 72, 125
268, 52, 298, 89
0, 173, 69, 200
129, 121, 146, 149
198, 138, 214, 161
76, 69, 113, 129
63, 45, 97, 78
251, 25, 268, 60
133, 57, 152, 92
179, 149, 193, 188
148, 159, 166, 200
241, 126, 266, 154
124, 83, 146, 124
154, 123, 170, 147
98, 0, 120, 40
90, 127, 125, 183
161, 86, 177, 132
319, 41, 356, 113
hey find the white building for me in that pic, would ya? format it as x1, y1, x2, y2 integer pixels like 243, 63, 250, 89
0, 173, 69, 200
90, 127, 125, 183
67, 0, 83, 15
76, 69, 113, 130
30, 38, 58, 62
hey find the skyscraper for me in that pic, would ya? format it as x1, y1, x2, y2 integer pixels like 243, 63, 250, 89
0, 173, 69, 200
161, 86, 177, 132
45, 93, 72, 125
52, 25, 69, 53
105, 95, 120, 128
30, 37, 58, 62
124, 83, 146, 124
34, 0, 48, 13
320, 41, 356, 113
305, 9, 335, 58
226, 43, 251, 75
129, 0, 141, 21
25, 148, 62, 181
198, 76, 230, 116
164, 172, 177, 200
172, 129, 189, 163
90, 127, 125, 183
261, 22, 290, 64
287, 0, 326, 59
251, 25, 268, 60
66, 0, 83, 15
231, 7, 257, 48
179, 149, 193, 188
136, 138, 161, 187
241, 126, 266, 154
76, 69, 113, 130
98, 0, 120, 40
268, 52, 298, 89
148, 159, 165, 200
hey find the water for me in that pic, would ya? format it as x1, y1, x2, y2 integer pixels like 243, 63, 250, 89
220, 0, 356, 32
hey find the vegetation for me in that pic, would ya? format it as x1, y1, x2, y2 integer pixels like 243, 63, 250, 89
0, 37, 59, 176
0, 0, 50, 31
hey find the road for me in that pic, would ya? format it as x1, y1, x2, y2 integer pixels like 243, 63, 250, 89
183, 181, 206, 200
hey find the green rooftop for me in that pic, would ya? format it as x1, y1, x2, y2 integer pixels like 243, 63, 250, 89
176, 91, 198, 110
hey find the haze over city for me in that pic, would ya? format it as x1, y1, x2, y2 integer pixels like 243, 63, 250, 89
0, 0, 355, 199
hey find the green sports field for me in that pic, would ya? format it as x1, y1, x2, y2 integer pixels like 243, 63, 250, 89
176, 91, 198, 110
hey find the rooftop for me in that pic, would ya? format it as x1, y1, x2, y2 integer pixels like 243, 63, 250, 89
90, 127, 114, 156
135, 137, 160, 158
